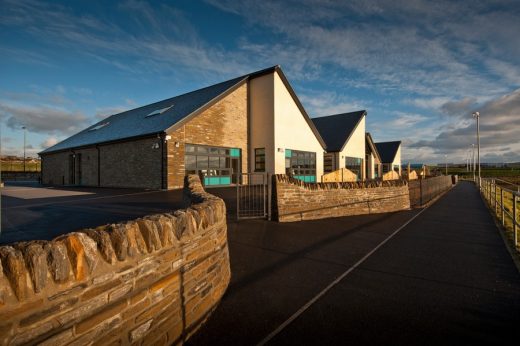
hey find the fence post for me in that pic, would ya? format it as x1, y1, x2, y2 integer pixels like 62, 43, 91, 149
236, 175, 240, 220
514, 193, 518, 249
420, 178, 423, 206
263, 173, 266, 219
494, 182, 497, 215
501, 188, 505, 226
267, 173, 272, 221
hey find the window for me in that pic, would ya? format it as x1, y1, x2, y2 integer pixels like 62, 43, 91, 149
255, 148, 265, 172
145, 105, 173, 118
374, 163, 380, 178
184, 144, 240, 186
324, 153, 335, 173
285, 149, 316, 183
345, 156, 363, 180
88, 122, 109, 131
382, 164, 390, 173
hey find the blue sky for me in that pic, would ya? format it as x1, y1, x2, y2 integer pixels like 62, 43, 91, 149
1, 0, 519, 164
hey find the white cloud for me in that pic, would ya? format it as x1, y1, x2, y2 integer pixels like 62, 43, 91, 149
41, 136, 58, 148
405, 97, 452, 110
0, 103, 89, 135
408, 89, 520, 162
300, 91, 366, 117
388, 112, 429, 127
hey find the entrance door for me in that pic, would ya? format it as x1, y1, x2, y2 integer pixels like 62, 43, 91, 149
77, 153, 82, 185
231, 158, 240, 184
68, 154, 75, 184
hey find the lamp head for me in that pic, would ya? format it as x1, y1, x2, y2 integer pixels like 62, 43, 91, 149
472, 111, 480, 118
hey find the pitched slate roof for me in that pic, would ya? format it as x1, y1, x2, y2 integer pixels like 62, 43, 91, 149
41, 66, 286, 154
41, 65, 326, 154
375, 141, 401, 163
311, 110, 366, 152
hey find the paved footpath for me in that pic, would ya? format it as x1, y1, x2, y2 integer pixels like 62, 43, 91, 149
188, 181, 520, 345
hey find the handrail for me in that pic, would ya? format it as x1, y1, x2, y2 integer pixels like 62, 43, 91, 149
479, 178, 519, 253
482, 178, 519, 195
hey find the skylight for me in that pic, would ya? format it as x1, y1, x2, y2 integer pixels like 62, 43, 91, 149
145, 105, 173, 118
88, 122, 109, 131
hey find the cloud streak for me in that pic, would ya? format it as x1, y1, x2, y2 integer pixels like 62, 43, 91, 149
1, 0, 519, 162
409, 89, 520, 161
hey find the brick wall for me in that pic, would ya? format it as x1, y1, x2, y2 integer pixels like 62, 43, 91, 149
100, 137, 162, 189
167, 83, 248, 189
41, 136, 163, 189
274, 175, 411, 222
0, 175, 230, 345
41, 151, 69, 185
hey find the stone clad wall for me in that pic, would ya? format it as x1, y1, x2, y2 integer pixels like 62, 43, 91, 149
0, 175, 230, 345
274, 175, 411, 222
167, 83, 248, 189
41, 136, 163, 189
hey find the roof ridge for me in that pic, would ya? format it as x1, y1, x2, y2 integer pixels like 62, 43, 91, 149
312, 110, 366, 120
88, 66, 280, 125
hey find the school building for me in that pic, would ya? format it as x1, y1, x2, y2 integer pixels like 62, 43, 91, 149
40, 65, 402, 189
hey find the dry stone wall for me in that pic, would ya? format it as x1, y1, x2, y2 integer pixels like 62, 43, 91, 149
274, 175, 411, 222
0, 175, 230, 345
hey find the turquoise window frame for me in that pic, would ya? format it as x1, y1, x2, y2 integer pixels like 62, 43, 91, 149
230, 148, 240, 157
204, 176, 231, 186
294, 175, 316, 183
285, 149, 292, 158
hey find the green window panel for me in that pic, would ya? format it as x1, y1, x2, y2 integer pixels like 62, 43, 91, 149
204, 176, 232, 186
230, 148, 240, 157
293, 175, 316, 183
285, 149, 292, 158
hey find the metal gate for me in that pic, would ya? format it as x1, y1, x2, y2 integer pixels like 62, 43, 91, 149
236, 173, 269, 220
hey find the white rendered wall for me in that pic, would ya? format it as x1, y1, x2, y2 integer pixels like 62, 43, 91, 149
338, 116, 366, 178
367, 152, 374, 179
249, 74, 275, 174
273, 72, 324, 177
393, 145, 402, 175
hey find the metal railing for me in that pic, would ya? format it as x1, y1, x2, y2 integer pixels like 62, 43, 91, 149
480, 178, 519, 252
236, 173, 269, 220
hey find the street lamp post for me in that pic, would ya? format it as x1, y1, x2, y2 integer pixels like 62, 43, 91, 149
472, 112, 481, 187
22, 126, 26, 172
472, 144, 475, 182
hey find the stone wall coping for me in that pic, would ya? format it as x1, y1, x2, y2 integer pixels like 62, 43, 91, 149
0, 175, 225, 303
275, 174, 408, 190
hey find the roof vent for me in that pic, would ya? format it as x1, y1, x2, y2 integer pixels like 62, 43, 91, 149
88, 122, 110, 131
145, 105, 173, 118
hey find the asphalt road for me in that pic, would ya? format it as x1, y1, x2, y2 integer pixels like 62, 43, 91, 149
188, 181, 520, 345
0, 182, 236, 245
2, 181, 518, 345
